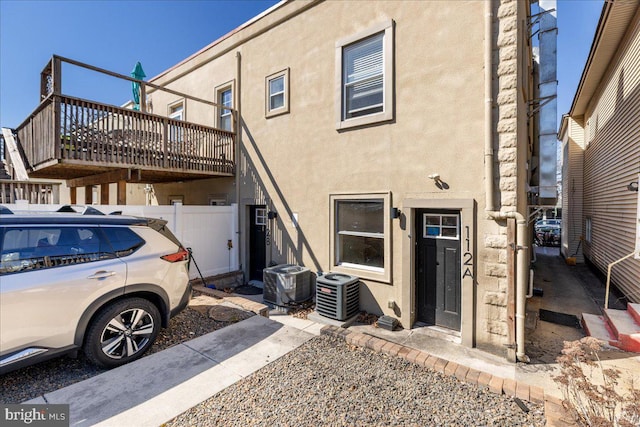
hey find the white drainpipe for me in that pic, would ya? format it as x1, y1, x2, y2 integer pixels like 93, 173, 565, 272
484, 0, 530, 363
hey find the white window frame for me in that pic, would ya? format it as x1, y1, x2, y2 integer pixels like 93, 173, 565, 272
215, 81, 235, 132
255, 208, 267, 226
335, 20, 394, 130
168, 100, 185, 121
423, 214, 460, 240
265, 68, 290, 118
168, 100, 185, 142
329, 192, 391, 283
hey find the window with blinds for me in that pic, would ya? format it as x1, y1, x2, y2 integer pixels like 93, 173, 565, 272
335, 19, 393, 130
343, 33, 384, 119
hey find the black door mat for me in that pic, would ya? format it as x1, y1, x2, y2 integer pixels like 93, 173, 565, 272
232, 285, 263, 295
539, 309, 581, 328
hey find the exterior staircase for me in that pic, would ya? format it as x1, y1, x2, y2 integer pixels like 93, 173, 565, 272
582, 303, 640, 353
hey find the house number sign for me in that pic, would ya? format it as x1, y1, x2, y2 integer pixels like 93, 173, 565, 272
463, 225, 474, 279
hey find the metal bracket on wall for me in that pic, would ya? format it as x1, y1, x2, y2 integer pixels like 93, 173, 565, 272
527, 95, 556, 118
528, 8, 556, 38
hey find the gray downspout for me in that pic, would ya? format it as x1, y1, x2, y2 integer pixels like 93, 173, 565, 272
235, 51, 242, 274
484, 0, 530, 363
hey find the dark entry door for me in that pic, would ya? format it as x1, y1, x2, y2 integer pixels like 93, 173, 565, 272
415, 209, 461, 330
249, 205, 267, 281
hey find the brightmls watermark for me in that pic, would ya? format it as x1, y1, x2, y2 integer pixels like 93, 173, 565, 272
0, 405, 69, 427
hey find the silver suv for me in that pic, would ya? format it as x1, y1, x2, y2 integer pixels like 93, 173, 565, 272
0, 205, 191, 373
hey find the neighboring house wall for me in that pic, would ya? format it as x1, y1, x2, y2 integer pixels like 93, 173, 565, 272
567, 4, 640, 302
150, 0, 534, 357
560, 116, 585, 263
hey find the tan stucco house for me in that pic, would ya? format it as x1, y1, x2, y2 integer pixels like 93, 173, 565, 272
144, 0, 557, 361
560, 1, 640, 304
8, 0, 557, 362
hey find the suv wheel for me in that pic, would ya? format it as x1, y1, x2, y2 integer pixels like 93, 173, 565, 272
84, 298, 160, 368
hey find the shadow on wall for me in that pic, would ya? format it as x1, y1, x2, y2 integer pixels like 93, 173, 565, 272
240, 119, 322, 272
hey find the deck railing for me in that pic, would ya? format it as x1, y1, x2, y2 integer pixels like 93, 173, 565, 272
15, 55, 236, 178
0, 180, 60, 204
17, 94, 235, 175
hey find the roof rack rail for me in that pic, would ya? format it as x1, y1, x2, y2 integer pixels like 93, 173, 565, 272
56, 205, 76, 213
81, 206, 105, 216
55, 205, 105, 215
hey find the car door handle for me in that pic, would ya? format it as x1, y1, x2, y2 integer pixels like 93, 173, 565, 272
87, 271, 116, 280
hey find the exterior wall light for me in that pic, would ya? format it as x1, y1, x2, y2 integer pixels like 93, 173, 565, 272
391, 207, 401, 219
627, 181, 638, 192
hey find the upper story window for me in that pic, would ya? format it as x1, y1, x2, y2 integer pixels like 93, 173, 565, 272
219, 87, 233, 131
168, 102, 184, 121
265, 68, 290, 118
168, 100, 185, 142
336, 20, 394, 130
344, 33, 383, 119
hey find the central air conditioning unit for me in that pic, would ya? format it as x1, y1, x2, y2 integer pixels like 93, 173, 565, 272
263, 264, 312, 306
315, 273, 359, 321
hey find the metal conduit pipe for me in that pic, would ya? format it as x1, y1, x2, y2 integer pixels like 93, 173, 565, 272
484, 0, 530, 363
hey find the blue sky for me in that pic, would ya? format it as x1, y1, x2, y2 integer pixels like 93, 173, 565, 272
1, 0, 603, 129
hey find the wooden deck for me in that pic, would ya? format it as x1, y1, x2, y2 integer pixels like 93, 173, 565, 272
16, 94, 235, 183
15, 54, 237, 185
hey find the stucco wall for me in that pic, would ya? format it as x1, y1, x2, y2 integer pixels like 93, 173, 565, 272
147, 0, 532, 356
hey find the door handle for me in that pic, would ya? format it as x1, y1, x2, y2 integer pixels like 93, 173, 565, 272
87, 271, 116, 280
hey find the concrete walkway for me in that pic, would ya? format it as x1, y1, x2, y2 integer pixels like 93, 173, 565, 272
27, 316, 316, 427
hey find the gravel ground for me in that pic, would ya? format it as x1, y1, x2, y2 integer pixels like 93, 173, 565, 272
0, 293, 252, 404
166, 335, 545, 427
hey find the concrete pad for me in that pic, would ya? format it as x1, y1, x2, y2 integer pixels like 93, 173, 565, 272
187, 316, 314, 378
27, 316, 314, 427
39, 342, 220, 426
307, 311, 359, 328
268, 312, 323, 335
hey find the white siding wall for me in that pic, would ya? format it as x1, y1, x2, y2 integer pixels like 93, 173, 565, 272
561, 118, 585, 262
582, 16, 640, 302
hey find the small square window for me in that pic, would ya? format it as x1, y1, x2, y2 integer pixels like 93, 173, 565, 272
265, 68, 290, 118
423, 214, 459, 240
255, 208, 267, 226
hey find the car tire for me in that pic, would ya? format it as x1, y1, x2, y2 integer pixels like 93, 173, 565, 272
84, 298, 161, 368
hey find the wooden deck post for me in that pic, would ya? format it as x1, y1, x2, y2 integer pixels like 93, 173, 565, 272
117, 180, 127, 205
100, 183, 110, 205
84, 185, 93, 205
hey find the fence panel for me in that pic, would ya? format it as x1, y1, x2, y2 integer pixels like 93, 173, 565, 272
4, 202, 238, 280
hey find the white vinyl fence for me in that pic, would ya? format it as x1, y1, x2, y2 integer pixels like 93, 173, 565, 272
4, 201, 238, 280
